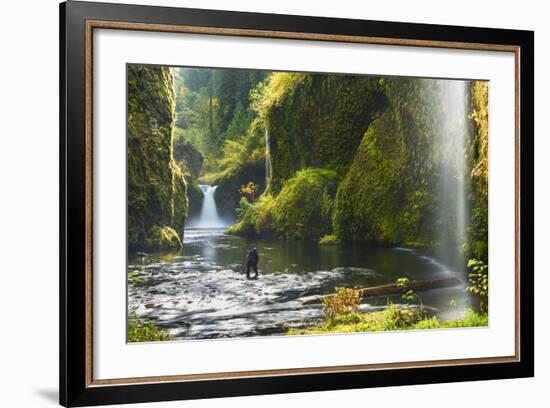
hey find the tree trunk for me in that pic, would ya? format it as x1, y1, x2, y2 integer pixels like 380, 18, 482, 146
302, 276, 462, 305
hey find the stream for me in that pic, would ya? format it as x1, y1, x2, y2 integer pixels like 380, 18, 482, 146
128, 227, 475, 340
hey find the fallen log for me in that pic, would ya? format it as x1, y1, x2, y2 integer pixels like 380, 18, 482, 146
302, 276, 462, 305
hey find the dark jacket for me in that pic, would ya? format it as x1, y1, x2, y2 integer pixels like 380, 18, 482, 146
247, 249, 258, 265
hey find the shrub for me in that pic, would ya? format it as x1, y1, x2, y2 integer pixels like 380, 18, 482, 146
227, 194, 276, 236
127, 314, 173, 342
321, 287, 362, 320
467, 258, 488, 311
383, 304, 423, 330
396, 277, 424, 310
288, 307, 488, 335
227, 168, 337, 239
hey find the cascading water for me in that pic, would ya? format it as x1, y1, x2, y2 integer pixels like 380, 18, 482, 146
191, 185, 226, 229
265, 125, 271, 187
436, 80, 470, 275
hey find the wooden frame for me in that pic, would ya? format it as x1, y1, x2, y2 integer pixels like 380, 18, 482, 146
60, 0, 534, 406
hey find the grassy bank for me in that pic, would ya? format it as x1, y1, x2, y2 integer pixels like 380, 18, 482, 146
288, 306, 488, 336
127, 314, 173, 342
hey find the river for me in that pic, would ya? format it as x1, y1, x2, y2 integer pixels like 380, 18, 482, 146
127, 227, 475, 340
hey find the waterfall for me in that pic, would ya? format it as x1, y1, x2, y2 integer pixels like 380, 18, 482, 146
265, 125, 270, 187
191, 185, 226, 229
436, 80, 470, 273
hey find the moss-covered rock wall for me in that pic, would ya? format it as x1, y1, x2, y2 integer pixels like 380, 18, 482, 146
333, 79, 443, 246
265, 74, 387, 192
229, 74, 488, 265
127, 65, 188, 251
465, 81, 489, 262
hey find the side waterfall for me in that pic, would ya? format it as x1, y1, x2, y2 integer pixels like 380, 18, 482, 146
436, 80, 470, 274
265, 125, 271, 188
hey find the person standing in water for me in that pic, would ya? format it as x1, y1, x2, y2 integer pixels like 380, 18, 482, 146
246, 248, 259, 279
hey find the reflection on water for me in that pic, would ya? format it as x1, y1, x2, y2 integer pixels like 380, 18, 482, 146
128, 228, 474, 340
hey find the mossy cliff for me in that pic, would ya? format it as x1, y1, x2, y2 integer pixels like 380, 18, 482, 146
227, 168, 336, 239
333, 79, 443, 246
258, 73, 387, 193
231, 75, 488, 261
127, 65, 188, 251
466, 81, 489, 262
173, 135, 203, 220
228, 72, 386, 239
333, 79, 487, 251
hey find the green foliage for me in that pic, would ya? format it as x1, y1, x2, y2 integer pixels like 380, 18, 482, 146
211, 125, 267, 218
236, 196, 253, 221
382, 304, 424, 330
228, 168, 337, 239
127, 314, 173, 342
127, 65, 188, 250
469, 82, 489, 194
396, 277, 423, 309
467, 259, 488, 296
175, 67, 266, 157
333, 79, 446, 246
288, 307, 488, 335
144, 225, 183, 251
218, 137, 249, 174
128, 271, 144, 285
255, 73, 387, 192
321, 287, 362, 320
271, 168, 337, 239
412, 308, 488, 330
239, 181, 259, 203
227, 194, 276, 236
465, 81, 489, 263
467, 258, 488, 311
319, 235, 340, 245
250, 72, 307, 121
224, 102, 254, 141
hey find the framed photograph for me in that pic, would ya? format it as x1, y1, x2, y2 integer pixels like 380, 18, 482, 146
60, 0, 534, 406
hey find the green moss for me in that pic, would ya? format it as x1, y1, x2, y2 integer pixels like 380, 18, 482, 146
272, 168, 337, 239
319, 235, 340, 245
127, 65, 188, 250
170, 162, 188, 232
128, 314, 173, 342
332, 79, 444, 246
256, 73, 387, 193
465, 81, 489, 263
288, 307, 488, 335
144, 225, 183, 251
227, 194, 276, 236
227, 168, 337, 239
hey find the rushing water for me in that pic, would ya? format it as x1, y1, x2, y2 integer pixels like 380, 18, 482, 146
128, 229, 475, 340
436, 80, 470, 272
186, 185, 228, 229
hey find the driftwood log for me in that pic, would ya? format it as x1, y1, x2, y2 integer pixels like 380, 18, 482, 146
302, 276, 462, 305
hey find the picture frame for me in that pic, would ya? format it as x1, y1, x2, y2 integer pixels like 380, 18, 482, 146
59, 0, 534, 406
